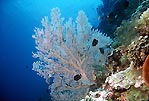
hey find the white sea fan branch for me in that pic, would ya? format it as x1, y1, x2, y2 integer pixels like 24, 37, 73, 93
32, 7, 113, 101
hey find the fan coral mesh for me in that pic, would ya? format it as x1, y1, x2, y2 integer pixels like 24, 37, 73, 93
32, 7, 113, 100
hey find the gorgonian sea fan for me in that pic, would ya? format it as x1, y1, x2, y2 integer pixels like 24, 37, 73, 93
32, 7, 113, 101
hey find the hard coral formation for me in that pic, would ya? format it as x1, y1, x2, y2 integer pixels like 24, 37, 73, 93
82, 61, 147, 100
81, 89, 113, 101
105, 62, 143, 90
127, 35, 149, 67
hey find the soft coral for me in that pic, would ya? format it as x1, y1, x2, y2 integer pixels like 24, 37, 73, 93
143, 55, 149, 87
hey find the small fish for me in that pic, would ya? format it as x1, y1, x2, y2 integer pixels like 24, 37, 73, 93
99, 48, 104, 54
74, 74, 82, 81
92, 39, 98, 46
25, 65, 29, 69
98, 15, 101, 20
106, 0, 129, 21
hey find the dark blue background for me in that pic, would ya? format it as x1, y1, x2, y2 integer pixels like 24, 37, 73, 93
0, 0, 53, 101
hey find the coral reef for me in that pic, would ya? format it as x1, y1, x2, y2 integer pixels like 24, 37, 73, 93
82, 59, 149, 101
82, 5, 149, 101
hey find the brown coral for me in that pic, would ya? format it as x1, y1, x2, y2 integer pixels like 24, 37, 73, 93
127, 35, 149, 67
143, 55, 149, 87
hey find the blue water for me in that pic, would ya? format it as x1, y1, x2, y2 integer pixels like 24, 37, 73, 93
0, 0, 100, 101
